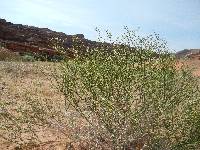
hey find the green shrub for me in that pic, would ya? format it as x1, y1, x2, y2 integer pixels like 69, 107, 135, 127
20, 52, 65, 62
21, 54, 36, 62
58, 27, 200, 149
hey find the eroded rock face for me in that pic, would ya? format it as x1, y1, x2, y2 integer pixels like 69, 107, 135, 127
0, 18, 99, 58
176, 49, 200, 59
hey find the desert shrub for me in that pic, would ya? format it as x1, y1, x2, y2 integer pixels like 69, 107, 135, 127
19, 52, 65, 62
49, 37, 66, 53
21, 53, 36, 62
58, 27, 200, 149
1, 28, 200, 150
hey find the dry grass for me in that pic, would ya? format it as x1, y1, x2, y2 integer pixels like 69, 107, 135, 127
0, 48, 22, 61
0, 61, 73, 150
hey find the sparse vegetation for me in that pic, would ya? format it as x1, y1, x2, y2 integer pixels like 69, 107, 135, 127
0, 48, 22, 61
58, 27, 200, 149
20, 52, 65, 62
0, 27, 200, 150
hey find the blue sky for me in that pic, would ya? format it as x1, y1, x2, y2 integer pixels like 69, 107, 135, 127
0, 0, 200, 51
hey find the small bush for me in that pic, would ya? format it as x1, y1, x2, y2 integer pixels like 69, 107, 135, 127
20, 52, 65, 62
58, 27, 200, 149
21, 54, 36, 62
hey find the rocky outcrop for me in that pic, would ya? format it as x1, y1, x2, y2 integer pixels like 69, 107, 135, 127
176, 49, 200, 59
0, 18, 100, 58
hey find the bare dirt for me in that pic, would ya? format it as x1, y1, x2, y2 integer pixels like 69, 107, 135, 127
0, 61, 72, 150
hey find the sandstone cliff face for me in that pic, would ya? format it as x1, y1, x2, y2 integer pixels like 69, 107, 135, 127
0, 18, 99, 58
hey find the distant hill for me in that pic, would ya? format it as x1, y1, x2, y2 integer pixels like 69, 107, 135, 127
2, 18, 199, 61
0, 18, 104, 58
176, 49, 200, 59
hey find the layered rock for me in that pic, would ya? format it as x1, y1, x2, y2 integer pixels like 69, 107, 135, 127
0, 18, 100, 58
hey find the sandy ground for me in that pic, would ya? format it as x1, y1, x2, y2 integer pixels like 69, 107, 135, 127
176, 58, 200, 76
0, 61, 72, 150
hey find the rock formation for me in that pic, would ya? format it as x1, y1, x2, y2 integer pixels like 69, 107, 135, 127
0, 18, 100, 58
176, 49, 200, 59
